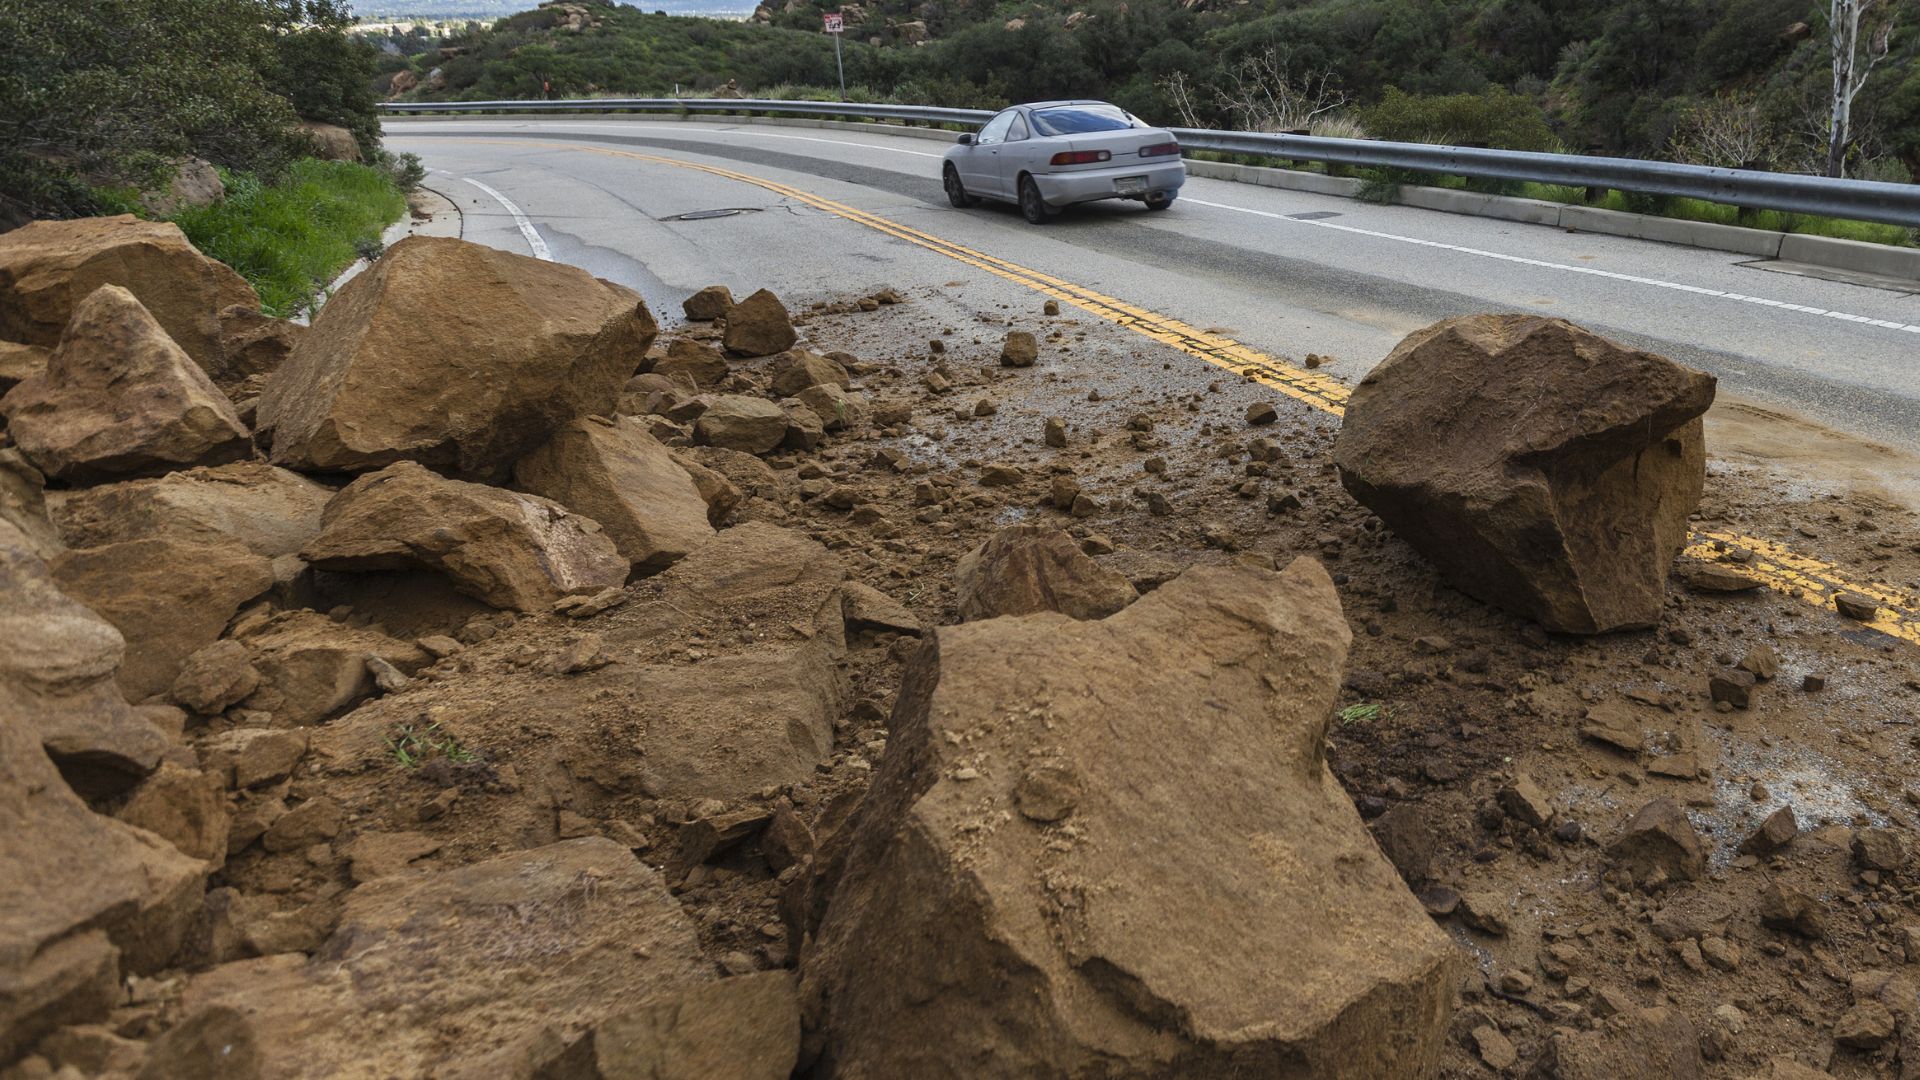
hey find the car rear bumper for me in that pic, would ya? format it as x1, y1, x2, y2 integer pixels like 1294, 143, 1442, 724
1031, 160, 1186, 207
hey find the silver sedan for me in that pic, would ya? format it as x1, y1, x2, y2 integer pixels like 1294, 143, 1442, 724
942, 100, 1186, 224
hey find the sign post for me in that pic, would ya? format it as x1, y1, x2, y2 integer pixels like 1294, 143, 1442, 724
823, 12, 845, 101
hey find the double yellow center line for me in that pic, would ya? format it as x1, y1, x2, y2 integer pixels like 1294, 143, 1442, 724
446, 137, 1920, 648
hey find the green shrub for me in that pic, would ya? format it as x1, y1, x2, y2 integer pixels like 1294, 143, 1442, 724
1362, 87, 1559, 151
171, 159, 406, 318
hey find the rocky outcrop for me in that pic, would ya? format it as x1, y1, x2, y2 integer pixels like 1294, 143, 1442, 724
301, 461, 628, 612
256, 236, 657, 479
176, 838, 711, 1078
1333, 315, 1714, 633
954, 523, 1137, 622
722, 289, 797, 357
49, 460, 332, 558
0, 215, 258, 371
50, 535, 273, 702
2, 286, 251, 481
515, 416, 715, 573
800, 561, 1456, 1078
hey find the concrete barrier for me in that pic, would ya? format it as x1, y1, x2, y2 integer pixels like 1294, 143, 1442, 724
1778, 233, 1920, 280
1557, 205, 1785, 258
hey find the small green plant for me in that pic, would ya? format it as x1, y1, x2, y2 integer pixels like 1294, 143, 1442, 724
386, 720, 478, 769
1337, 703, 1384, 726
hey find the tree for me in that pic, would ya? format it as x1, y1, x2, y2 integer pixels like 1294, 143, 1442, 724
1668, 92, 1776, 168
1160, 49, 1348, 133
1826, 0, 1895, 177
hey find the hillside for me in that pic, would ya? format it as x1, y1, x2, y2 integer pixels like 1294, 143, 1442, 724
375, 0, 1920, 177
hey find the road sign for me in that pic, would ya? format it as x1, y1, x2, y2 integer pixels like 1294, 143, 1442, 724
823, 12, 843, 32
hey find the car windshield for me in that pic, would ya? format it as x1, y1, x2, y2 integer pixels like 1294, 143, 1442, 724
1030, 104, 1135, 137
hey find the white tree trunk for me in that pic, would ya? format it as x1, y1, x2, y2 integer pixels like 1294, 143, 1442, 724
1827, 0, 1890, 178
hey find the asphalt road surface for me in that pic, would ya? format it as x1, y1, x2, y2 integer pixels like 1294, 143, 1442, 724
384, 117, 1920, 452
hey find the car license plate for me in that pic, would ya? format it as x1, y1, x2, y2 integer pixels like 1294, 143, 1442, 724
1115, 176, 1148, 195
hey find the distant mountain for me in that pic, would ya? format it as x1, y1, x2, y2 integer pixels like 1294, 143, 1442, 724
355, 0, 749, 19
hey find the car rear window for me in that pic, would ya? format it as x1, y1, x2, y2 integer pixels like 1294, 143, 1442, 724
1031, 104, 1135, 137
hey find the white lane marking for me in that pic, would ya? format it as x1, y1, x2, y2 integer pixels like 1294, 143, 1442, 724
1183, 197, 1920, 335
541, 122, 944, 158
451, 173, 551, 259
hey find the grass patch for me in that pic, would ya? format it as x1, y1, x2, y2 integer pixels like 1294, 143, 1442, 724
385, 720, 478, 769
1338, 703, 1385, 726
170, 158, 407, 318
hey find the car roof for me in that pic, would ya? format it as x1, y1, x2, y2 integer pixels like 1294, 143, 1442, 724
1015, 100, 1114, 111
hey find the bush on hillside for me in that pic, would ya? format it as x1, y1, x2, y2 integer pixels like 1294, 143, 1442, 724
1362, 87, 1559, 151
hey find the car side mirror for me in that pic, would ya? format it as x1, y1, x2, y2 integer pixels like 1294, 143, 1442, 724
956, 133, 974, 146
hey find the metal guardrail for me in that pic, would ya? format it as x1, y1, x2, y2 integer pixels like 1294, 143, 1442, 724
381, 97, 1920, 228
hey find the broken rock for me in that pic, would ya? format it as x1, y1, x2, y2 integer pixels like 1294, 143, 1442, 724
234, 609, 429, 726
565, 971, 799, 1080
2, 285, 250, 481
51, 535, 272, 701
178, 838, 712, 1078
515, 415, 714, 573
302, 461, 628, 612
695, 394, 790, 454
1608, 797, 1705, 884
257, 236, 656, 479
953, 523, 1138, 622
0, 215, 256, 370
1333, 315, 1714, 633
50, 460, 333, 558
722, 289, 797, 357
681, 284, 734, 321
800, 560, 1456, 1078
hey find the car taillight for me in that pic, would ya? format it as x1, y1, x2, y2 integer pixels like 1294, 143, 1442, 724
1049, 150, 1111, 165
1139, 142, 1181, 157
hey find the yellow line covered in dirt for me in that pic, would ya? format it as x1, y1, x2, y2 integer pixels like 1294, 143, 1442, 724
443, 137, 1920, 648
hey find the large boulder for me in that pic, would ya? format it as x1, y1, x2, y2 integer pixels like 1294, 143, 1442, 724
722, 289, 797, 357
296, 120, 361, 162
0, 215, 257, 371
49, 460, 332, 558
514, 416, 714, 573
2, 285, 252, 481
1, 540, 168, 798
301, 461, 628, 612
0, 702, 205, 1061
176, 838, 711, 1079
1333, 315, 1714, 634
954, 523, 1138, 622
566, 971, 800, 1079
215, 305, 306, 387
255, 236, 657, 480
799, 561, 1456, 1078
50, 536, 274, 701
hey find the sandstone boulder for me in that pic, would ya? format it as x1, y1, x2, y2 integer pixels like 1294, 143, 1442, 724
2, 286, 251, 481
296, 120, 361, 162
954, 523, 1138, 622
170, 640, 262, 715
215, 305, 305, 387
0, 339, 49, 393
800, 560, 1456, 1078
309, 523, 848, 805
682, 284, 735, 322
652, 338, 729, 387
235, 610, 429, 727
723, 289, 797, 357
514, 415, 714, 572
301, 461, 628, 612
0, 448, 61, 559
0, 706, 205, 1060
667, 450, 743, 525
177, 838, 711, 1079
115, 764, 233, 868
794, 382, 867, 431
50, 460, 332, 558
1, 540, 167, 798
0, 216, 257, 370
256, 236, 657, 479
51, 535, 273, 701
1333, 315, 1714, 633
769, 349, 850, 398
565, 971, 800, 1080
139, 157, 226, 217
696, 394, 790, 454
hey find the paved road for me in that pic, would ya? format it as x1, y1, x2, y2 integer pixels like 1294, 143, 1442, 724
384, 117, 1920, 450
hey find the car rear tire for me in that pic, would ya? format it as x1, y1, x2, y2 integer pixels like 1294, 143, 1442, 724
1019, 176, 1052, 225
1145, 193, 1175, 211
943, 165, 976, 209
